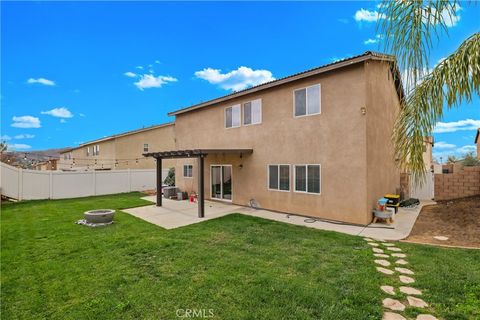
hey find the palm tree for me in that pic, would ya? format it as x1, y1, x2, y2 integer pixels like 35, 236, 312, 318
378, 1, 479, 182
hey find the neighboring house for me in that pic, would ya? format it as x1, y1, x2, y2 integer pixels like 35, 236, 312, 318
147, 52, 403, 225
32, 159, 58, 171
58, 123, 175, 171
476, 128, 480, 159
423, 136, 434, 171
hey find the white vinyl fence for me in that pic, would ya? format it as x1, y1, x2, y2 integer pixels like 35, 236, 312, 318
410, 171, 435, 200
0, 162, 168, 201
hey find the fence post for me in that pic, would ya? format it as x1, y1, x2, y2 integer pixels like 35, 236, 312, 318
128, 169, 132, 192
18, 168, 23, 201
93, 170, 97, 196
49, 171, 53, 199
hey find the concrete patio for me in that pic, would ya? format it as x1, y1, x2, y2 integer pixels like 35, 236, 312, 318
123, 196, 435, 240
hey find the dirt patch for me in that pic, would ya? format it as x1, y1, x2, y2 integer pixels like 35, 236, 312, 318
406, 196, 480, 248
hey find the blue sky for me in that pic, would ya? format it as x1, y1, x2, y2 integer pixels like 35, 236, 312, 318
1, 1, 479, 161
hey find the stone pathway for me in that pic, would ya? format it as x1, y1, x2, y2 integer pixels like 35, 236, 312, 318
364, 238, 438, 320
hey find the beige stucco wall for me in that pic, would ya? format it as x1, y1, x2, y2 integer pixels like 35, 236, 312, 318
174, 63, 373, 224
59, 124, 176, 171
364, 61, 401, 215
115, 124, 176, 169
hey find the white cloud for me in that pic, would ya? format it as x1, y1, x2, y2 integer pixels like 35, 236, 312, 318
456, 145, 476, 153
134, 74, 178, 90
364, 35, 382, 45
155, 60, 160, 64
433, 119, 480, 133
195, 66, 275, 91
27, 78, 55, 86
41, 107, 73, 118
60, 119, 67, 123
441, 4, 462, 27
14, 134, 35, 139
1, 135, 11, 141
136, 66, 144, 70
124, 71, 137, 78
434, 141, 456, 149
6, 143, 31, 150
354, 9, 385, 22
79, 113, 86, 117
11, 116, 41, 128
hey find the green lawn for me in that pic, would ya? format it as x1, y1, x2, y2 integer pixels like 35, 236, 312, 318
1, 193, 479, 319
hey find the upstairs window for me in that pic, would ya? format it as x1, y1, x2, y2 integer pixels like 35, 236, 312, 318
93, 145, 100, 156
183, 164, 193, 178
144, 143, 149, 152
294, 84, 321, 117
86, 147, 90, 156
243, 99, 262, 125
225, 104, 241, 128
268, 164, 290, 191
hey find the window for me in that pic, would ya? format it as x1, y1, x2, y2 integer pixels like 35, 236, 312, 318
183, 164, 193, 178
294, 164, 321, 194
225, 104, 241, 128
144, 143, 149, 152
294, 84, 321, 117
86, 147, 90, 156
93, 145, 100, 156
268, 165, 290, 191
243, 99, 262, 125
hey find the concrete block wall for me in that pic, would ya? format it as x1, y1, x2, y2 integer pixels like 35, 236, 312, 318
434, 166, 480, 200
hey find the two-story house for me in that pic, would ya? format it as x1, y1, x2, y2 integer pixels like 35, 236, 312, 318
146, 52, 403, 225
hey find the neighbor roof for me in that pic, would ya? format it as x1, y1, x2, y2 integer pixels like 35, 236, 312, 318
475, 128, 480, 144
168, 51, 404, 116
61, 122, 174, 152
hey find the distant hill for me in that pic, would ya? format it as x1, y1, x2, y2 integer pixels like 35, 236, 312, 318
1, 147, 72, 169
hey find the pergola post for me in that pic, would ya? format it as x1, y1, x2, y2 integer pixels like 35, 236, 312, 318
198, 155, 205, 218
156, 157, 162, 206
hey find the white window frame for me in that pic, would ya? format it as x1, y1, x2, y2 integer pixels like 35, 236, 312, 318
143, 143, 149, 152
243, 99, 262, 126
224, 104, 241, 129
293, 164, 321, 195
86, 147, 90, 157
267, 164, 290, 192
183, 164, 193, 178
293, 84, 321, 118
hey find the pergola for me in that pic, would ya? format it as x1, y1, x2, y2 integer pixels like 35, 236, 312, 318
143, 149, 253, 218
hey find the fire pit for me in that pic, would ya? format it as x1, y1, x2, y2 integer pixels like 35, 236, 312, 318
76, 209, 115, 227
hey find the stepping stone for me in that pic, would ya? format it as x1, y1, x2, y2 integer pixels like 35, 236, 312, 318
407, 296, 428, 308
377, 267, 394, 275
399, 286, 422, 295
363, 237, 374, 241
387, 247, 402, 252
416, 315, 438, 320
374, 253, 390, 258
382, 243, 395, 246
399, 275, 415, 284
381, 285, 396, 295
433, 236, 449, 241
382, 298, 406, 311
395, 259, 408, 265
376, 239, 386, 242
383, 312, 406, 320
375, 259, 391, 267
395, 267, 414, 275
368, 242, 380, 246
391, 253, 406, 258
373, 248, 384, 253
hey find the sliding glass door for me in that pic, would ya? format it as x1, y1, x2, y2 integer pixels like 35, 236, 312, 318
211, 165, 232, 201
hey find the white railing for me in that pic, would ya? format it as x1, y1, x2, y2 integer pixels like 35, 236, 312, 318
0, 162, 168, 200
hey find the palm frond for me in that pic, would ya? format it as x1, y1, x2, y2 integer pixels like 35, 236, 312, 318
393, 32, 480, 182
